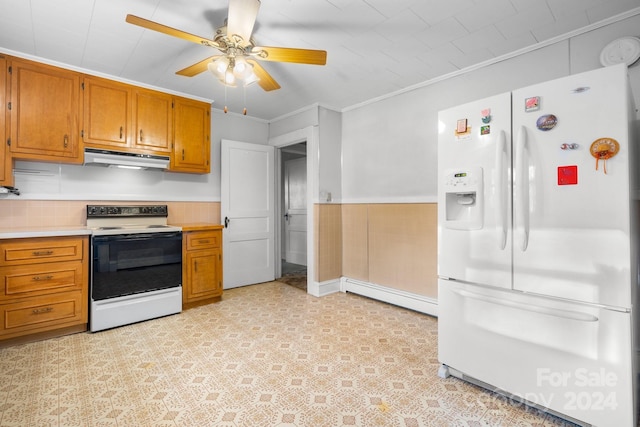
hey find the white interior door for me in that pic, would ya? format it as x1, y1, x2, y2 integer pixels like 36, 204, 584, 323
284, 157, 307, 266
221, 139, 275, 288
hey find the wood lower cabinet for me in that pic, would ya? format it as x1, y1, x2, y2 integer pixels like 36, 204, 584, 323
0, 235, 89, 345
182, 227, 223, 309
8, 57, 82, 163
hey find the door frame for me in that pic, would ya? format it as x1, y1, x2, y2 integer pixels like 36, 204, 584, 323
270, 126, 318, 295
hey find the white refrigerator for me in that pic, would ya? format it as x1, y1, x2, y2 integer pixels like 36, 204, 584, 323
437, 63, 638, 427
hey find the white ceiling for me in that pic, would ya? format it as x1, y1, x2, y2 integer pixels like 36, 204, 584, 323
1, 0, 639, 121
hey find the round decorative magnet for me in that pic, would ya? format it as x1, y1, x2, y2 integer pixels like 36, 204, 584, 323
536, 114, 557, 131
590, 137, 620, 174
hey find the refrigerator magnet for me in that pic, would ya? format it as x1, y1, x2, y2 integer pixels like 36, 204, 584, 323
525, 96, 540, 112
455, 119, 471, 138
481, 109, 491, 123
590, 138, 620, 174
480, 125, 490, 135
456, 119, 468, 134
536, 114, 557, 131
558, 165, 578, 185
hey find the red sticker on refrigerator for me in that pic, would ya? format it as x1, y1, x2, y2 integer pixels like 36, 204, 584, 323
557, 165, 578, 185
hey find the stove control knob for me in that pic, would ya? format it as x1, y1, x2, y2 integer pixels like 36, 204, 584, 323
99, 206, 107, 215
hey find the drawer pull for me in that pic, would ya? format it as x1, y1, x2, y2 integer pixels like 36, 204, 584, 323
32, 307, 53, 315
198, 239, 210, 244
32, 250, 54, 256
32, 275, 54, 281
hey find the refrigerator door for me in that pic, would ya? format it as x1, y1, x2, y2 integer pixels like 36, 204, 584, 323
511, 64, 633, 308
438, 93, 512, 289
438, 280, 634, 427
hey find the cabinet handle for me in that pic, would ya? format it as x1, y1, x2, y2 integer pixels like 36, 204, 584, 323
198, 239, 210, 244
32, 307, 53, 315
32, 250, 54, 256
63, 134, 69, 148
139, 129, 143, 142
194, 260, 198, 273
119, 126, 123, 139
32, 275, 54, 281
182, 149, 185, 160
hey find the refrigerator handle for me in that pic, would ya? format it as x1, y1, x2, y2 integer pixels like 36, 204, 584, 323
495, 130, 508, 250
515, 126, 530, 251
452, 288, 599, 322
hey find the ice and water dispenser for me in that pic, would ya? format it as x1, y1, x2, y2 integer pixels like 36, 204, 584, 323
443, 167, 483, 230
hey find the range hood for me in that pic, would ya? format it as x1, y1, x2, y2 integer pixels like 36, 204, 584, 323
84, 148, 170, 170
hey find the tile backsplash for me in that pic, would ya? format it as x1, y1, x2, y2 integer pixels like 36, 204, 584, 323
0, 200, 220, 228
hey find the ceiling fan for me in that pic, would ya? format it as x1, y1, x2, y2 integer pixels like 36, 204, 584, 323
125, 0, 327, 92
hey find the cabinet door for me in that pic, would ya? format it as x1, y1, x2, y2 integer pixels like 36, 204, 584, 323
0, 55, 11, 186
132, 88, 172, 154
172, 97, 211, 173
9, 58, 81, 162
185, 248, 222, 302
82, 76, 131, 149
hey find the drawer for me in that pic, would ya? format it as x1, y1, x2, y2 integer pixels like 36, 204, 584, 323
0, 236, 86, 266
0, 290, 85, 338
0, 261, 84, 301
186, 230, 220, 250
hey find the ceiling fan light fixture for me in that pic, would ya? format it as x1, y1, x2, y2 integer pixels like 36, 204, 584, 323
243, 72, 260, 86
233, 57, 254, 79
224, 68, 236, 85
208, 57, 230, 79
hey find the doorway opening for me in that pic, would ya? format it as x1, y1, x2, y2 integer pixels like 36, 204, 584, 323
278, 141, 307, 290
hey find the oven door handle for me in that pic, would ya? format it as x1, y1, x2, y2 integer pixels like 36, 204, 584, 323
92, 232, 182, 242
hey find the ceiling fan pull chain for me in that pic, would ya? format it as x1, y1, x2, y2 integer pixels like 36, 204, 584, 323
243, 85, 247, 115
224, 84, 228, 114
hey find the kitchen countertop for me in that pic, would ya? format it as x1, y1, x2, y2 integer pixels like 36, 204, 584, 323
0, 226, 93, 240
171, 223, 224, 232
0, 223, 223, 239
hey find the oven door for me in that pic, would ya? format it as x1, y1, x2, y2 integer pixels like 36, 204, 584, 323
91, 231, 182, 301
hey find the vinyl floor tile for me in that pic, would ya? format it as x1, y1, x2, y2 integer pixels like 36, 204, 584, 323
0, 281, 581, 427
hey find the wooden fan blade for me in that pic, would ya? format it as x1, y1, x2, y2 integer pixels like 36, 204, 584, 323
176, 56, 222, 77
247, 59, 281, 91
126, 14, 221, 49
251, 46, 327, 65
227, 0, 260, 46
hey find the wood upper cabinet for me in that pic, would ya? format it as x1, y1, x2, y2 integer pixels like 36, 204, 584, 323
132, 88, 173, 154
0, 55, 12, 187
171, 96, 211, 173
82, 76, 132, 150
8, 57, 81, 163
83, 79, 172, 155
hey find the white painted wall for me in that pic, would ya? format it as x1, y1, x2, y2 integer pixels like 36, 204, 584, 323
9, 108, 269, 201
341, 14, 640, 204
318, 107, 342, 203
